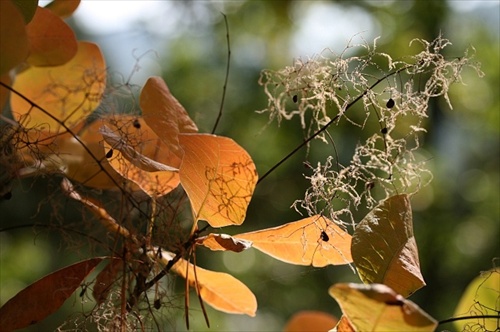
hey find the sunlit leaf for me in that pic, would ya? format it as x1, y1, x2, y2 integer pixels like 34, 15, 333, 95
329, 283, 437, 332
0, 257, 103, 331
100, 116, 181, 197
351, 194, 425, 297
93, 258, 123, 305
453, 267, 500, 331
11, 41, 106, 133
179, 134, 258, 227
11, 0, 38, 23
283, 311, 338, 332
331, 316, 356, 332
171, 257, 257, 317
45, 0, 81, 18
234, 215, 352, 267
141, 76, 198, 159
0, 0, 29, 75
25, 6, 78, 66
196, 233, 252, 252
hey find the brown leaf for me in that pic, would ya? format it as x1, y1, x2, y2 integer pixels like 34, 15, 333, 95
329, 283, 437, 332
0, 258, 103, 331
351, 194, 425, 297
25, 6, 77, 66
93, 258, 123, 305
283, 311, 338, 332
196, 233, 252, 252
334, 316, 356, 332
179, 134, 258, 227
234, 215, 352, 267
0, 0, 29, 75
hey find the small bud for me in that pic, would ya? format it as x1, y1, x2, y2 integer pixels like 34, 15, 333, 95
386, 98, 395, 109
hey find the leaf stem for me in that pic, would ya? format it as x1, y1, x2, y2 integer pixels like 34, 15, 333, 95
438, 314, 500, 325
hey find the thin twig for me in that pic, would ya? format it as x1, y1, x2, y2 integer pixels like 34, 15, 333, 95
212, 13, 231, 134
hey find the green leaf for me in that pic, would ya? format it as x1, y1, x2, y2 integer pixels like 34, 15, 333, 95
351, 194, 425, 297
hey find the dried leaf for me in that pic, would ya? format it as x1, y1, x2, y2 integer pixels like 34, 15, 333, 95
283, 311, 338, 332
0, 258, 103, 331
329, 283, 437, 332
93, 258, 123, 305
196, 233, 252, 252
11, 41, 106, 133
25, 6, 77, 66
351, 194, 425, 297
100, 116, 181, 197
141, 77, 198, 159
0, 0, 29, 74
179, 134, 258, 227
234, 215, 352, 267
171, 258, 257, 317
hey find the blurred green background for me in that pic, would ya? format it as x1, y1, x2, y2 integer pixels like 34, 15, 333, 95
1, 1, 498, 331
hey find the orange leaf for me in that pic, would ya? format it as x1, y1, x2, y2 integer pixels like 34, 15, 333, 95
0, 0, 29, 75
351, 194, 425, 297
11, 41, 106, 133
0, 257, 103, 331
171, 257, 257, 317
141, 76, 198, 159
26, 6, 78, 66
283, 311, 338, 332
100, 116, 181, 197
93, 258, 123, 305
234, 215, 352, 267
179, 134, 258, 227
196, 233, 252, 252
45, 0, 81, 18
328, 283, 437, 332
334, 316, 356, 332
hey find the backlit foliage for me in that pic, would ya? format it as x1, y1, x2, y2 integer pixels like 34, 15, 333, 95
0, 1, 491, 331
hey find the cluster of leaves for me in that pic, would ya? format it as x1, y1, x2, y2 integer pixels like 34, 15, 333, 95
0, 1, 495, 331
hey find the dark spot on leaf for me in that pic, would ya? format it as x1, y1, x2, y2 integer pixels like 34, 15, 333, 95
386, 98, 395, 109
292, 94, 298, 103
106, 149, 113, 158
154, 299, 161, 309
320, 231, 329, 242
133, 119, 141, 129
381, 127, 388, 134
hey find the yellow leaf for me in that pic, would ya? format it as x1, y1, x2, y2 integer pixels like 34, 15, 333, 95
196, 233, 252, 252
351, 194, 425, 297
100, 116, 181, 197
234, 215, 352, 267
329, 283, 437, 332
0, 0, 29, 75
11, 41, 106, 133
172, 258, 257, 317
453, 267, 500, 331
179, 134, 258, 227
141, 77, 198, 159
283, 311, 338, 332
25, 6, 78, 66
